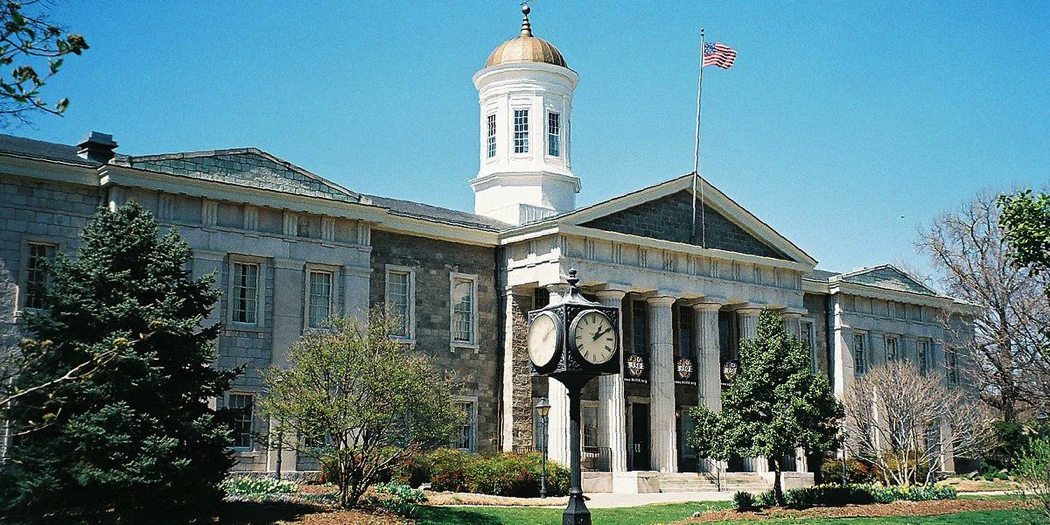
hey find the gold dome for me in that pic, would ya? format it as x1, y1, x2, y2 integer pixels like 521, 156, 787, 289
484, 5, 567, 69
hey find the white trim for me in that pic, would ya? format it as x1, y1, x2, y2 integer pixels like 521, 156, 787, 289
449, 272, 480, 352
227, 255, 266, 330
384, 264, 416, 345
304, 264, 337, 330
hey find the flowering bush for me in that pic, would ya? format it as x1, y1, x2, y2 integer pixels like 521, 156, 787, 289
408, 448, 569, 497
780, 483, 956, 509
220, 476, 297, 497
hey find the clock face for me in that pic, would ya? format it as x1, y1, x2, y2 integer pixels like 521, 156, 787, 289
528, 312, 560, 367
571, 310, 617, 365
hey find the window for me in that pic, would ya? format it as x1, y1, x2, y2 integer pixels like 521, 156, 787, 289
946, 347, 959, 386
228, 393, 254, 450
307, 270, 333, 328
800, 320, 816, 373
534, 288, 550, 309
582, 403, 598, 448
232, 262, 259, 324
513, 109, 529, 153
451, 274, 477, 346
486, 114, 497, 158
385, 267, 414, 340
853, 333, 867, 376
547, 112, 560, 157
632, 300, 648, 353
885, 336, 899, 362
24, 242, 56, 310
677, 306, 694, 359
919, 340, 931, 375
455, 400, 476, 452
680, 409, 697, 460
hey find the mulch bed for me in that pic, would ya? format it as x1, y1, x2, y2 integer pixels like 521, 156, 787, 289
683, 498, 1033, 522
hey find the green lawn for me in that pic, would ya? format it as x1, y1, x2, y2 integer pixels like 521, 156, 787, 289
414, 503, 1031, 525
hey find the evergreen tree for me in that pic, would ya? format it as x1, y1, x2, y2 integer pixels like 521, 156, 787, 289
1, 202, 237, 521
690, 309, 843, 504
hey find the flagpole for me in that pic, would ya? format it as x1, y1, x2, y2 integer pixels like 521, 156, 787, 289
691, 29, 706, 246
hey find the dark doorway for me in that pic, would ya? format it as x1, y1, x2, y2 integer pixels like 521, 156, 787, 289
630, 403, 651, 471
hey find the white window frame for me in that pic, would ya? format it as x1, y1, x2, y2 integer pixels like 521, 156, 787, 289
453, 396, 478, 453
384, 265, 416, 344
18, 239, 59, 313
853, 331, 868, 377
800, 318, 817, 374
918, 339, 932, 375
547, 111, 560, 157
449, 272, 479, 352
485, 113, 497, 159
512, 107, 530, 154
885, 335, 899, 363
226, 392, 256, 452
304, 265, 337, 330
227, 255, 265, 328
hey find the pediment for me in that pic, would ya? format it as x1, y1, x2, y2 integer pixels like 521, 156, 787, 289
562, 174, 816, 266
836, 265, 937, 296
123, 149, 359, 203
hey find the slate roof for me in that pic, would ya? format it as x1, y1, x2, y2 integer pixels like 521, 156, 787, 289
0, 133, 99, 167
805, 269, 842, 281
366, 194, 509, 231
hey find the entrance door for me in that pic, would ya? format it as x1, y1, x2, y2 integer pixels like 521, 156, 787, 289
630, 403, 651, 471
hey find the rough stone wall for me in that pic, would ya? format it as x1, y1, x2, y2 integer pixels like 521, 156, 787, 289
508, 297, 534, 449
369, 230, 500, 452
581, 190, 788, 260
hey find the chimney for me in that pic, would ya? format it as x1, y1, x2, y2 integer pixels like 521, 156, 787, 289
77, 131, 118, 163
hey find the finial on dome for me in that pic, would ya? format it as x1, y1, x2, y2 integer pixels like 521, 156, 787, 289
520, 3, 533, 37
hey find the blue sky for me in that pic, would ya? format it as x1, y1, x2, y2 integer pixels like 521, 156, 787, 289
15, 1, 1050, 276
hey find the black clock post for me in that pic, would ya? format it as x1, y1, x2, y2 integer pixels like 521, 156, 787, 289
526, 269, 621, 525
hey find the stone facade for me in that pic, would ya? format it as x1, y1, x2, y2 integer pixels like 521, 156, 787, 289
581, 190, 788, 260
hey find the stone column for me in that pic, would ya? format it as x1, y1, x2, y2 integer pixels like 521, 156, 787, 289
546, 283, 572, 466
500, 288, 535, 452
737, 307, 766, 473
648, 295, 677, 473
596, 289, 628, 473
269, 257, 303, 473
693, 301, 722, 473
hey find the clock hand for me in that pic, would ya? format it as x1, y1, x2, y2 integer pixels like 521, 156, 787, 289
591, 326, 612, 341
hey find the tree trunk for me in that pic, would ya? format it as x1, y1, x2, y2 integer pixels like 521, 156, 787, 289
773, 459, 783, 506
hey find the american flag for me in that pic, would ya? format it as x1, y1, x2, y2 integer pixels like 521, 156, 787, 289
703, 42, 737, 69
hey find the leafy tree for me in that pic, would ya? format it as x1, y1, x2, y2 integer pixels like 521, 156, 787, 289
918, 192, 1050, 422
0, 1, 88, 124
0, 202, 237, 522
999, 190, 1050, 276
261, 309, 461, 508
690, 309, 843, 504
1016, 435, 1050, 522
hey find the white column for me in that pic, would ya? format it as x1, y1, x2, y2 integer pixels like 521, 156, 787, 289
648, 295, 677, 473
596, 289, 628, 473
693, 302, 722, 473
546, 283, 572, 466
781, 310, 804, 473
737, 307, 765, 473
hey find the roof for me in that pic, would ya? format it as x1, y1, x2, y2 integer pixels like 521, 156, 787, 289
366, 194, 509, 231
833, 264, 938, 296
0, 133, 99, 167
806, 269, 842, 281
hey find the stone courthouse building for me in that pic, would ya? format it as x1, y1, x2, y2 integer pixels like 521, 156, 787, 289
1, 7, 975, 492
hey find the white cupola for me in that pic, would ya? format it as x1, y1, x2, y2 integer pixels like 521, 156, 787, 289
470, 5, 580, 226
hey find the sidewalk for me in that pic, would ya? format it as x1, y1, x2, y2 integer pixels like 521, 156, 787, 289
584, 491, 732, 508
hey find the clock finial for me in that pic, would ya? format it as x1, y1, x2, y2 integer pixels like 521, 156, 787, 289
566, 268, 579, 289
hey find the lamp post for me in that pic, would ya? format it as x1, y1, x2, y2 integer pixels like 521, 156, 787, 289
840, 431, 847, 487
536, 397, 551, 499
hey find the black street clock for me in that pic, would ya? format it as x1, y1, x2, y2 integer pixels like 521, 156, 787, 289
527, 269, 620, 380
526, 268, 620, 525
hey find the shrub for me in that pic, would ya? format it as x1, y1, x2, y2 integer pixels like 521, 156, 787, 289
781, 483, 956, 509
391, 452, 434, 488
427, 448, 473, 493
733, 491, 756, 511
425, 449, 569, 497
756, 489, 779, 507
1017, 435, 1050, 521
221, 476, 297, 497
365, 482, 426, 517
820, 458, 876, 485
